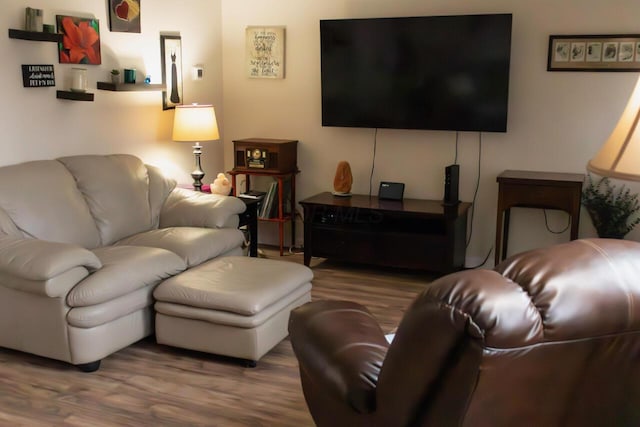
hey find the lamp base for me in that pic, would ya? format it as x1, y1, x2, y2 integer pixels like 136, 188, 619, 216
192, 142, 205, 192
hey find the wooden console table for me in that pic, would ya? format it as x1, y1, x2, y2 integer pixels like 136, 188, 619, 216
495, 170, 584, 265
300, 192, 470, 273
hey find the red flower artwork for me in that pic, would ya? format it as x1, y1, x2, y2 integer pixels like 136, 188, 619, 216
57, 15, 102, 65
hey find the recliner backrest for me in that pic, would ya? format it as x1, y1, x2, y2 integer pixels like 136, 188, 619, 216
377, 238, 640, 426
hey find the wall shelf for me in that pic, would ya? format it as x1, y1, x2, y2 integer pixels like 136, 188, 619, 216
8, 29, 62, 43
56, 90, 94, 102
97, 82, 166, 92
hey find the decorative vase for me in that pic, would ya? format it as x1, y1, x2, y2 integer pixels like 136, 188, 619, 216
70, 68, 87, 92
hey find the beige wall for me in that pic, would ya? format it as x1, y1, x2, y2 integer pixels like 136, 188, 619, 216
2, 1, 639, 268
1, 0, 223, 185
221, 0, 640, 266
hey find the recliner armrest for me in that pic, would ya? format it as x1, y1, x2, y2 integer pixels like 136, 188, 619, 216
288, 299, 389, 414
159, 188, 246, 229
0, 234, 101, 282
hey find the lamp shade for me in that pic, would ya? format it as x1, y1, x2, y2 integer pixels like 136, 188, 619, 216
587, 77, 640, 181
172, 104, 220, 142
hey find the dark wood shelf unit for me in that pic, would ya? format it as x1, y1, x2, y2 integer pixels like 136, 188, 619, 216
300, 192, 471, 274
228, 169, 298, 256
56, 91, 94, 102
8, 29, 62, 42
97, 82, 165, 91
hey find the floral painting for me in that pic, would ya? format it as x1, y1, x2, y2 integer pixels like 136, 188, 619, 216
56, 15, 102, 65
108, 0, 141, 33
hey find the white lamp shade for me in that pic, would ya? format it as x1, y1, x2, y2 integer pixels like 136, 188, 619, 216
587, 77, 640, 181
172, 104, 220, 142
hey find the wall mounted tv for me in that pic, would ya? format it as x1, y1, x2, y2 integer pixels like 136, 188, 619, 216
320, 14, 513, 132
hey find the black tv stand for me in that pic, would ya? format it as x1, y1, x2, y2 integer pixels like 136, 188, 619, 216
299, 192, 471, 273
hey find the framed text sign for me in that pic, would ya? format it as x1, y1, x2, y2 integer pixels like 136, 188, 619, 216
548, 34, 640, 72
246, 26, 285, 79
21, 64, 55, 87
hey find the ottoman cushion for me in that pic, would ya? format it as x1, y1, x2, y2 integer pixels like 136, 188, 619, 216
153, 256, 313, 362
154, 256, 312, 315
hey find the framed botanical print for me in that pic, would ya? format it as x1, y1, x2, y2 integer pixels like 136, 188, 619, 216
548, 34, 640, 71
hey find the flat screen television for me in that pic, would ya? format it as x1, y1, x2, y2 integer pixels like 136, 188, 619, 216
320, 14, 513, 132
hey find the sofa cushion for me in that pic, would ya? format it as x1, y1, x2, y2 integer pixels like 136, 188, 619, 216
57, 154, 155, 246
0, 160, 100, 248
67, 246, 186, 307
146, 163, 177, 228
67, 285, 156, 328
115, 227, 245, 268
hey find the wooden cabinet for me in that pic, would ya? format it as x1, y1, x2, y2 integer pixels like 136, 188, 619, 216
300, 192, 470, 273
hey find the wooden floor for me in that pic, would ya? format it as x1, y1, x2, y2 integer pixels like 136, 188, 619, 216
0, 248, 434, 426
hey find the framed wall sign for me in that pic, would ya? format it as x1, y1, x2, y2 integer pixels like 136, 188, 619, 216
21, 64, 55, 87
548, 34, 640, 71
160, 34, 183, 110
246, 26, 285, 79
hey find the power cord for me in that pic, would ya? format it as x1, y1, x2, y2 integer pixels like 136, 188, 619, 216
464, 132, 493, 269
369, 128, 379, 197
464, 246, 493, 269
454, 131, 459, 164
543, 210, 571, 234
466, 132, 482, 248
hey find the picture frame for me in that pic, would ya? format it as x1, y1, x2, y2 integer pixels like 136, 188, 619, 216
160, 34, 183, 110
108, 0, 141, 33
246, 26, 285, 79
56, 15, 102, 65
548, 34, 640, 71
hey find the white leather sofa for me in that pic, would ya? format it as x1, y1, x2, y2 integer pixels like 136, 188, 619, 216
0, 154, 246, 371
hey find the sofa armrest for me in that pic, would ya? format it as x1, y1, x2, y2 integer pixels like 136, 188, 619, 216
159, 188, 246, 229
288, 299, 389, 414
0, 235, 101, 283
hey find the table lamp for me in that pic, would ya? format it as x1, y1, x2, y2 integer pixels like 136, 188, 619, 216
587, 77, 640, 180
172, 104, 220, 191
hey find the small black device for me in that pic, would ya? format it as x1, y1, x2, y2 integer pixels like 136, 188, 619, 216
443, 164, 460, 206
379, 181, 405, 201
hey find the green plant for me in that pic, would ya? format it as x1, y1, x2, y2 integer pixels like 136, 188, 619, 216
582, 174, 640, 238
110, 69, 120, 75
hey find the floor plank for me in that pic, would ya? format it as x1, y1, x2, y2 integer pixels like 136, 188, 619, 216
0, 248, 433, 426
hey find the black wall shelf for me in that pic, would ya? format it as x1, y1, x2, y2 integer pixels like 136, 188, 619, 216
56, 91, 94, 102
9, 29, 62, 43
97, 82, 165, 92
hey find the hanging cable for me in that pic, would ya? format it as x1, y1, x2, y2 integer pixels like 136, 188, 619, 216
543, 210, 571, 234
454, 131, 459, 164
369, 128, 378, 197
466, 133, 482, 248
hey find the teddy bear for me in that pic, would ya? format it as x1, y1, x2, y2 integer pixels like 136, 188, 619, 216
210, 172, 232, 196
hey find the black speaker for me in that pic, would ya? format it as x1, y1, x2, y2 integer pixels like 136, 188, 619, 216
443, 164, 460, 206
379, 181, 405, 200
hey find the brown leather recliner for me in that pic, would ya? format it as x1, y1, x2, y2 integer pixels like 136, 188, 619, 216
289, 238, 640, 427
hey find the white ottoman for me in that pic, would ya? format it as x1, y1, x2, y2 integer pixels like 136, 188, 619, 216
153, 256, 313, 365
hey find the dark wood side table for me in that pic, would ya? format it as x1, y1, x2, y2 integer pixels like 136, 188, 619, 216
495, 170, 584, 265
238, 198, 259, 257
